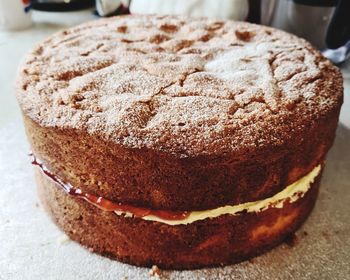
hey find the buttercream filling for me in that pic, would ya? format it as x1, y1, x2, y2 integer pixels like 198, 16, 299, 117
30, 153, 321, 226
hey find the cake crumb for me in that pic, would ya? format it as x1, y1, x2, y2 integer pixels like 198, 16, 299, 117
322, 231, 330, 242
149, 265, 161, 278
284, 233, 298, 247
57, 234, 70, 245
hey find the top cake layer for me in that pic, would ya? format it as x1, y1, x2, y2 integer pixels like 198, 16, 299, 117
17, 15, 342, 158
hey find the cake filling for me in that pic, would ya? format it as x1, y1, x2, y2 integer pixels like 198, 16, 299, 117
31, 153, 321, 226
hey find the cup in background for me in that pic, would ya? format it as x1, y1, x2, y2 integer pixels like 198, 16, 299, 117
0, 0, 32, 30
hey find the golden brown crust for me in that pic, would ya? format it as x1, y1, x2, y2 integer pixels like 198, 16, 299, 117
36, 167, 321, 269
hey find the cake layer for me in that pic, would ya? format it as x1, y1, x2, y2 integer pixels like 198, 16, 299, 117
18, 16, 342, 211
24, 112, 337, 211
36, 167, 321, 269
17, 15, 343, 158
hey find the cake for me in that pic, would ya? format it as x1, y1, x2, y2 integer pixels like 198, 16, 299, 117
16, 15, 343, 269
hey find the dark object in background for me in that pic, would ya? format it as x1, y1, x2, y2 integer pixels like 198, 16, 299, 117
261, 0, 350, 50
326, 0, 350, 49
29, 0, 95, 12
247, 0, 260, 24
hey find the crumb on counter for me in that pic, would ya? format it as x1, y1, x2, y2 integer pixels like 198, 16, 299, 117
149, 265, 161, 278
57, 234, 70, 245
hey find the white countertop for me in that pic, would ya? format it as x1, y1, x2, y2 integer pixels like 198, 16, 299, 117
0, 11, 350, 280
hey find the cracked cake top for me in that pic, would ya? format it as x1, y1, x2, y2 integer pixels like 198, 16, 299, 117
17, 15, 343, 157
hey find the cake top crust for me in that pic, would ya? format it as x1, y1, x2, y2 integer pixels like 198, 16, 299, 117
17, 15, 343, 157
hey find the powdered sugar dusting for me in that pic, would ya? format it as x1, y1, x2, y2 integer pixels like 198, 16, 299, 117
17, 15, 343, 157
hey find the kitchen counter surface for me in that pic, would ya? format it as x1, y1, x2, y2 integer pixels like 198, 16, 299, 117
1, 11, 349, 280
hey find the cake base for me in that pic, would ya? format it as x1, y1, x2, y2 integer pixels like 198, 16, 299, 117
36, 168, 321, 270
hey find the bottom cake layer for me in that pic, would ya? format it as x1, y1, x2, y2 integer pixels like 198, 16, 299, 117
36, 168, 321, 270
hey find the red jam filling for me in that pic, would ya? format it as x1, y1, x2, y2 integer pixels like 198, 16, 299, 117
30, 153, 189, 221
